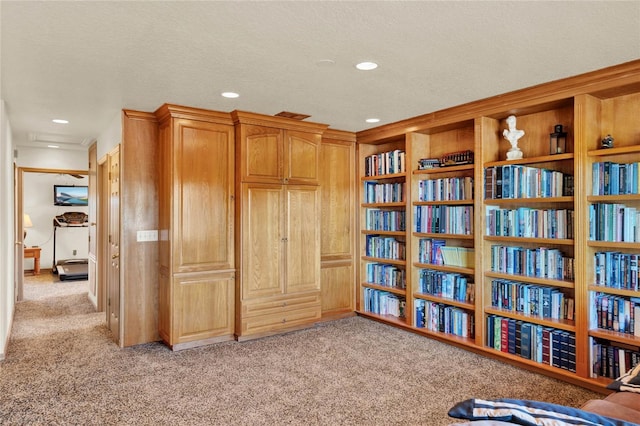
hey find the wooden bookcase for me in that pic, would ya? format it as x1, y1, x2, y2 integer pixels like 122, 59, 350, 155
356, 59, 640, 391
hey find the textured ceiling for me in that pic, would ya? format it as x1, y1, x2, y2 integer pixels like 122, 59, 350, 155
2, 1, 639, 151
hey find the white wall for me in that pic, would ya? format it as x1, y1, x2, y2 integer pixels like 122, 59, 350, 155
0, 100, 15, 360
97, 111, 121, 159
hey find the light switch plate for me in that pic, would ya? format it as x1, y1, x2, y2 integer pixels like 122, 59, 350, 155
136, 230, 158, 242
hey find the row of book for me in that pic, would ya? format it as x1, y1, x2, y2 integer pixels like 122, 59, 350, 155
592, 161, 640, 196
364, 149, 406, 177
417, 269, 475, 303
589, 203, 640, 243
365, 235, 406, 261
487, 316, 576, 372
363, 288, 406, 318
363, 181, 405, 204
490, 279, 574, 320
364, 263, 406, 289
591, 340, 640, 379
414, 205, 473, 235
484, 165, 574, 200
365, 209, 406, 232
490, 245, 575, 281
485, 207, 574, 240
592, 293, 640, 336
415, 300, 475, 338
417, 176, 474, 202
593, 251, 640, 291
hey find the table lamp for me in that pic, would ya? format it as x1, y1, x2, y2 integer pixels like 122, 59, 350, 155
23, 213, 33, 239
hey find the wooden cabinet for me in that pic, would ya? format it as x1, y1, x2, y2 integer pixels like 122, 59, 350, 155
233, 111, 327, 340
233, 111, 322, 185
320, 130, 357, 319
156, 104, 235, 350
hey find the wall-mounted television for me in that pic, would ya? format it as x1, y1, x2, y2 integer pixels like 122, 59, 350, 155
54, 185, 88, 206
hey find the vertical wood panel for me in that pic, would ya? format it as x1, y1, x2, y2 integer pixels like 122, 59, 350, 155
121, 111, 160, 347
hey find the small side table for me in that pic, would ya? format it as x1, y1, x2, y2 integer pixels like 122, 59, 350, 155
24, 247, 41, 275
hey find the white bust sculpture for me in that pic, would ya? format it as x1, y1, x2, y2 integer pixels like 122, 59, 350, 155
503, 115, 524, 160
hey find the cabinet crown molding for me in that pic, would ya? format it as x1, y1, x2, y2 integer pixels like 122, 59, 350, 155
154, 104, 234, 125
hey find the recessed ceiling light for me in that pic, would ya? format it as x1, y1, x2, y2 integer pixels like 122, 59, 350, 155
221, 92, 239, 98
366, 118, 380, 123
52, 119, 69, 124
316, 59, 335, 67
47, 145, 60, 149
356, 61, 378, 71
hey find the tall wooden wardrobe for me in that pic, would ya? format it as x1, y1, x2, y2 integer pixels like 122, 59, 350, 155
156, 104, 235, 350
232, 111, 329, 340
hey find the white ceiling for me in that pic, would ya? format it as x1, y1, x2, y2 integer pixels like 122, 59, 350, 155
2, 1, 639, 151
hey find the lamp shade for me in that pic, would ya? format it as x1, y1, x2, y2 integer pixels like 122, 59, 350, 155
23, 214, 33, 228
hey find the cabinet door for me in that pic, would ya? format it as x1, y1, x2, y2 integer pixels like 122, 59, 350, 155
242, 183, 284, 299
285, 185, 320, 294
173, 119, 234, 273
173, 271, 235, 346
284, 130, 321, 185
240, 125, 283, 183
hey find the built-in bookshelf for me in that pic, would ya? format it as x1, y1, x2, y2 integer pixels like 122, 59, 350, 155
582, 90, 640, 383
356, 60, 640, 392
358, 139, 409, 325
479, 102, 580, 377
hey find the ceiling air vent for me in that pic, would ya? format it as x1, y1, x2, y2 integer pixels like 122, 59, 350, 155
275, 111, 311, 121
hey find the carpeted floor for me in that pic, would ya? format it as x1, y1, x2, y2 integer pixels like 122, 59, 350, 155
0, 275, 601, 425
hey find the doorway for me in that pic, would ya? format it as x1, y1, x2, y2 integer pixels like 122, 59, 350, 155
16, 167, 96, 305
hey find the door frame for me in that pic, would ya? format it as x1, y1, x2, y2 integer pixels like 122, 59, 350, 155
16, 167, 89, 301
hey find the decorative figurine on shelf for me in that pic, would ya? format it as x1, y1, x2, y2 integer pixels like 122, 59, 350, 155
549, 124, 567, 155
601, 134, 614, 149
503, 115, 525, 160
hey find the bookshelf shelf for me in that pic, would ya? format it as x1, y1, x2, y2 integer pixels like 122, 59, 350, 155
414, 232, 474, 240
413, 164, 474, 175
361, 256, 406, 266
362, 230, 406, 237
484, 236, 574, 246
414, 292, 475, 310
361, 282, 406, 295
361, 172, 406, 181
413, 262, 474, 275
361, 202, 406, 208
588, 285, 640, 298
588, 145, 640, 157
413, 200, 473, 206
484, 153, 574, 168
587, 194, 640, 203
484, 196, 574, 206
589, 329, 640, 347
587, 240, 640, 249
485, 271, 574, 289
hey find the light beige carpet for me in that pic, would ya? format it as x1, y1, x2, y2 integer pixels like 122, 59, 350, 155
0, 275, 601, 425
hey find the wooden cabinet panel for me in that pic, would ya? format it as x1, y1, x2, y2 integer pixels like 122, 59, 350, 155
320, 140, 355, 259
320, 133, 356, 318
241, 183, 284, 300
286, 185, 320, 294
320, 262, 354, 313
285, 130, 321, 185
173, 271, 234, 348
241, 293, 320, 317
174, 119, 234, 272
240, 125, 282, 183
